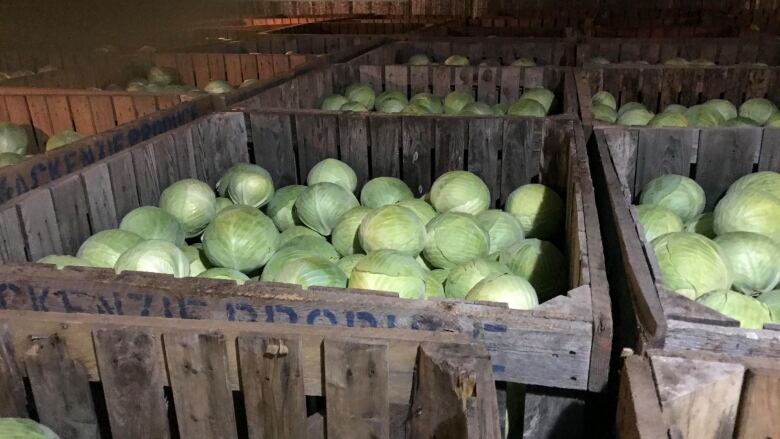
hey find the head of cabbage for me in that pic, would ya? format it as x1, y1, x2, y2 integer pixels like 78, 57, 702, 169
294, 182, 359, 235
444, 258, 509, 299
201, 205, 280, 273
77, 229, 144, 268
159, 178, 217, 238
348, 250, 427, 299
739, 98, 778, 125
504, 184, 563, 239
476, 209, 525, 256
332, 206, 373, 256
444, 91, 475, 115
423, 212, 490, 269
635, 204, 683, 242
45, 130, 82, 151
499, 238, 567, 301
360, 176, 414, 208
266, 185, 306, 231
652, 232, 732, 299
714, 232, 780, 295
114, 240, 190, 277
696, 290, 773, 329
120, 206, 185, 247
465, 273, 538, 310
345, 83, 376, 110
359, 205, 426, 256
307, 158, 357, 192
639, 175, 705, 223
0, 122, 28, 155
430, 170, 490, 215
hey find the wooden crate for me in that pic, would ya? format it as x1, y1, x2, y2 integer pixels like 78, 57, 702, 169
618, 350, 780, 438
347, 38, 577, 67
239, 63, 579, 118
444, 15, 586, 38
0, 107, 610, 407
0, 315, 501, 438
589, 125, 780, 357
575, 66, 780, 127
266, 20, 440, 35
0, 50, 112, 78
179, 34, 370, 56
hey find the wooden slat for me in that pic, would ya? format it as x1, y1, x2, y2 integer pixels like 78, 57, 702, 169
105, 151, 140, 222
402, 116, 434, 196
250, 112, 298, 187
339, 113, 370, 189
25, 335, 99, 439
224, 54, 243, 85
294, 113, 338, 179
500, 118, 535, 204
0, 206, 26, 263
370, 116, 403, 179
112, 96, 136, 125
88, 95, 117, 132
633, 129, 695, 196
93, 328, 170, 439
0, 322, 27, 417
735, 368, 780, 438
467, 118, 502, 203
81, 162, 119, 233
163, 332, 238, 439
434, 117, 466, 176
237, 334, 307, 439
324, 339, 390, 439
67, 95, 97, 135
49, 175, 91, 255
696, 128, 762, 210
46, 95, 74, 132
17, 189, 62, 260
616, 356, 667, 439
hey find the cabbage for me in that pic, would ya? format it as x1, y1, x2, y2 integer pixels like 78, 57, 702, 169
757, 290, 780, 322
279, 225, 321, 246
345, 83, 376, 110
520, 88, 554, 112
423, 212, 490, 269
120, 206, 185, 246
409, 93, 443, 114
0, 418, 60, 439
45, 130, 82, 151
690, 58, 715, 66
714, 232, 780, 294
397, 199, 437, 225
444, 259, 509, 299
359, 205, 426, 256
201, 206, 279, 272
360, 176, 414, 208
505, 184, 563, 239
696, 290, 773, 329
444, 91, 475, 115
713, 188, 780, 243
648, 112, 689, 127
401, 103, 429, 114
332, 206, 372, 256
499, 239, 566, 301
592, 91, 617, 111
261, 236, 338, 281
492, 103, 509, 115
635, 204, 684, 242
639, 175, 705, 223
430, 170, 490, 215
507, 98, 546, 117
728, 172, 780, 199
664, 104, 687, 114
703, 99, 738, 121
294, 182, 359, 235
148, 66, 180, 86
589, 56, 611, 65
459, 102, 493, 115
340, 102, 370, 112
476, 209, 525, 256
684, 213, 715, 238
593, 104, 618, 123
321, 94, 349, 111
77, 229, 143, 268
0, 122, 28, 155
652, 232, 732, 299
510, 58, 536, 67
425, 273, 446, 298
198, 267, 250, 284
270, 256, 347, 289
349, 250, 427, 299
159, 179, 217, 237
239, 79, 259, 88
407, 54, 431, 65
38, 255, 94, 269
115, 240, 190, 277
266, 185, 306, 231
376, 99, 406, 113
216, 163, 274, 208
739, 98, 778, 125
766, 113, 780, 127
465, 273, 538, 310
337, 254, 365, 278
204, 80, 234, 94
145, 83, 163, 93
182, 245, 210, 276
617, 102, 647, 118
618, 108, 654, 126
375, 90, 408, 107
430, 268, 450, 284
0, 153, 23, 168
443, 55, 469, 66
664, 57, 689, 66
307, 158, 357, 192
723, 117, 760, 127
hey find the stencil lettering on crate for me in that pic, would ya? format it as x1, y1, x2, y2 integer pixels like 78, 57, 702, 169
0, 105, 202, 203
0, 281, 509, 373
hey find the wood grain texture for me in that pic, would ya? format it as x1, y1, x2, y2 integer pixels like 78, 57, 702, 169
16, 189, 63, 260
93, 328, 170, 439
0, 321, 27, 417
163, 331, 238, 439
48, 175, 91, 255
25, 335, 99, 439
236, 333, 307, 439
735, 368, 780, 438
324, 338, 390, 439
696, 128, 762, 210
80, 162, 119, 233
616, 356, 667, 439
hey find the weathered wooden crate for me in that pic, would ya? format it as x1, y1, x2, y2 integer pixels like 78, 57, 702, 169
180, 34, 370, 56
618, 350, 780, 438
266, 20, 441, 35
240, 63, 579, 118
0, 50, 112, 78
0, 106, 610, 422
0, 316, 500, 438
589, 125, 780, 357
246, 0, 471, 17
577, 38, 780, 66
576, 66, 780, 127
346, 38, 577, 66
443, 15, 586, 38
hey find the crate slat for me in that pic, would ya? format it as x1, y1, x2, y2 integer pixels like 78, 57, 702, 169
0, 322, 26, 417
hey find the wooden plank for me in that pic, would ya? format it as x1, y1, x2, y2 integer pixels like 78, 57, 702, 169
208, 53, 227, 82
25, 335, 99, 439
0, 322, 27, 417
131, 142, 162, 207
240, 54, 260, 82
250, 112, 298, 187
163, 331, 238, 439
105, 151, 140, 222
339, 114, 370, 189
0, 206, 26, 263
409, 66, 429, 95
634, 129, 697, 196
434, 117, 466, 177
601, 128, 639, 196
68, 95, 97, 135
500, 118, 535, 204
370, 116, 403, 179
696, 128, 762, 210
477, 67, 498, 103
402, 116, 434, 196
93, 328, 170, 439
192, 54, 211, 88
26, 95, 53, 142
224, 54, 243, 85
758, 128, 780, 171
3, 96, 38, 150
49, 175, 91, 255
652, 355, 745, 439
17, 189, 62, 260
734, 368, 780, 438
81, 163, 119, 233
431, 66, 451, 97
111, 96, 137, 125
616, 356, 667, 439
467, 118, 502, 203
384, 65, 408, 93
408, 342, 500, 439
88, 95, 116, 132
237, 334, 307, 439
132, 96, 158, 118
294, 113, 338, 179
324, 338, 390, 439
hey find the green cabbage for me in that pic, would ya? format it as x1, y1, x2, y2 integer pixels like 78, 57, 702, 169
349, 250, 427, 299
423, 212, 490, 269
696, 290, 773, 329
294, 182, 359, 235
407, 54, 431, 65
336, 254, 365, 278
507, 98, 546, 117
723, 117, 760, 127
728, 171, 780, 199
684, 212, 715, 238
345, 83, 376, 110
499, 239, 566, 301
217, 163, 274, 208
359, 205, 426, 256
492, 103, 509, 115
360, 176, 414, 208
504, 184, 564, 239
424, 273, 446, 298
0, 122, 28, 155
270, 256, 347, 289
739, 98, 778, 125
266, 185, 306, 231
397, 199, 437, 225
148, 66, 180, 86
617, 102, 647, 118
198, 267, 250, 284
664, 104, 687, 114
77, 229, 144, 268
375, 90, 408, 107
519, 88, 554, 112
376, 99, 406, 113
510, 58, 536, 67
684, 105, 723, 128
444, 91, 475, 115
652, 232, 732, 299
409, 93, 443, 114
120, 206, 185, 247
45, 130, 82, 151
279, 225, 321, 246
307, 158, 357, 192
340, 102, 370, 112
0, 418, 60, 439
261, 236, 339, 281
639, 175, 705, 223
204, 80, 234, 94
714, 232, 780, 294
321, 94, 349, 111
703, 99, 738, 121
182, 244, 210, 276
757, 290, 780, 322
444, 259, 509, 299
0, 152, 23, 168
201, 205, 279, 272
648, 112, 689, 127
430, 170, 490, 215
635, 204, 684, 242
589, 56, 611, 65
714, 188, 780, 243
459, 102, 493, 115
159, 178, 217, 237
114, 240, 190, 277
592, 104, 618, 123
443, 55, 469, 66
476, 209, 525, 256
617, 108, 654, 126
38, 255, 95, 269
592, 91, 617, 111
664, 57, 689, 66
332, 206, 373, 256
465, 273, 538, 310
